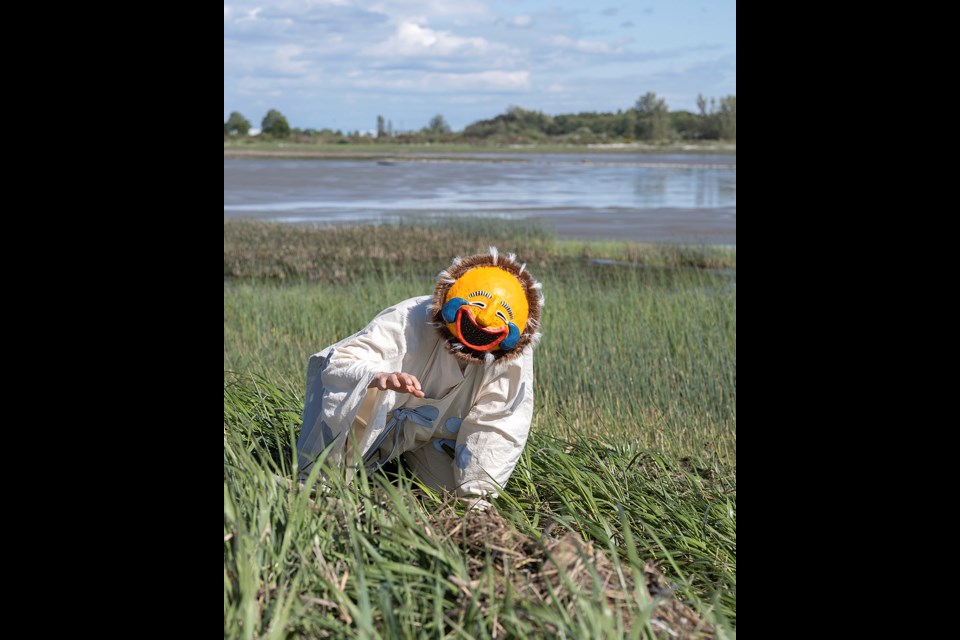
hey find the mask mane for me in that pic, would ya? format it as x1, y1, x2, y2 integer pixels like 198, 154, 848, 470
430, 247, 544, 364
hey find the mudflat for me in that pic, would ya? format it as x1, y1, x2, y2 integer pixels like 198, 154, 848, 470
224, 152, 736, 245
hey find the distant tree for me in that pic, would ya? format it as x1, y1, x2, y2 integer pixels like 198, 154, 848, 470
635, 92, 670, 142
670, 110, 700, 140
427, 114, 451, 134
377, 115, 386, 138
506, 106, 552, 136
463, 117, 506, 138
621, 109, 637, 141
688, 94, 720, 139
548, 111, 622, 140
224, 111, 251, 136
718, 95, 736, 141
573, 126, 596, 143
261, 109, 291, 138
697, 94, 708, 118
463, 106, 556, 141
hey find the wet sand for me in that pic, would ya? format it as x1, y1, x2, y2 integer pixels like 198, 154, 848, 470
224, 154, 736, 245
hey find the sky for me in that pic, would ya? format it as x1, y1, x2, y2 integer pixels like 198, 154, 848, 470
223, 0, 736, 134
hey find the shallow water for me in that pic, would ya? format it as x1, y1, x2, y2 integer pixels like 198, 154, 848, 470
223, 153, 736, 245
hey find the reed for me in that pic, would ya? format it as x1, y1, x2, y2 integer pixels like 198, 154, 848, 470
224, 219, 736, 637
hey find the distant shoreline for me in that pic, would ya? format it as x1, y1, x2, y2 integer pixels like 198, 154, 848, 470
223, 141, 735, 161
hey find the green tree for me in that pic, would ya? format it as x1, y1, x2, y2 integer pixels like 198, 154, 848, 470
718, 95, 736, 141
427, 114, 451, 134
621, 109, 637, 141
635, 92, 670, 142
670, 110, 700, 140
261, 109, 291, 138
224, 111, 251, 136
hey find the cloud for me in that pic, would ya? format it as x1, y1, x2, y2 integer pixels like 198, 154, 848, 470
225, 0, 735, 131
235, 6, 262, 22
367, 0, 490, 20
537, 54, 736, 114
368, 21, 500, 57
348, 69, 531, 93
446, 70, 530, 91
225, 1, 388, 41
272, 44, 309, 75
236, 76, 287, 97
551, 35, 624, 55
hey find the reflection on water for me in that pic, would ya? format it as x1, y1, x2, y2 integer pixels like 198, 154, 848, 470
224, 153, 736, 244
631, 166, 736, 209
633, 172, 668, 204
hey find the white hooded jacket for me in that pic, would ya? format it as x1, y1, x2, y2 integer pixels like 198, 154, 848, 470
296, 295, 534, 502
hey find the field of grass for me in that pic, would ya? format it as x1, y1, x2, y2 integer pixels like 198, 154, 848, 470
224, 219, 736, 638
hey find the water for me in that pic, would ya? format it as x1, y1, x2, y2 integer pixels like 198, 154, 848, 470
223, 153, 736, 245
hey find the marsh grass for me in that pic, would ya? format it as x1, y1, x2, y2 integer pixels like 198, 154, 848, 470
224, 219, 736, 637
224, 219, 735, 283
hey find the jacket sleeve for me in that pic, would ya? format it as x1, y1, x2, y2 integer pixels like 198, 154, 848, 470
318, 303, 408, 425
297, 300, 416, 475
453, 348, 534, 502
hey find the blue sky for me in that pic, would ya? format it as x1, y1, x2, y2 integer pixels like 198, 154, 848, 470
223, 0, 736, 133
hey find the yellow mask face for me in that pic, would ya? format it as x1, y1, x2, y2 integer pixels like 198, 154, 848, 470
441, 266, 529, 351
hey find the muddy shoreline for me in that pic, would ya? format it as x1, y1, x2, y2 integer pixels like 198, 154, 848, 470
224, 153, 736, 245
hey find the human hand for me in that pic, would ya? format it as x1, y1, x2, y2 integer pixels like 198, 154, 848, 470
369, 371, 425, 398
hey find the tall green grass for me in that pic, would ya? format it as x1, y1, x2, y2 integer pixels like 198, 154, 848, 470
224, 220, 736, 637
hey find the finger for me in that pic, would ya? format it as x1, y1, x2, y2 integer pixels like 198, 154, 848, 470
401, 374, 422, 392
389, 373, 402, 389
398, 373, 423, 396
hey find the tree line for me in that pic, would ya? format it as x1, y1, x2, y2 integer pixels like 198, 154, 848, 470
224, 92, 735, 144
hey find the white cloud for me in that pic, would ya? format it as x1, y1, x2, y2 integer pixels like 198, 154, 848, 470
273, 44, 308, 75
368, 0, 489, 20
237, 76, 286, 96
347, 69, 530, 92
368, 21, 497, 57
237, 6, 262, 22
225, 0, 736, 130
451, 70, 529, 90
551, 35, 622, 54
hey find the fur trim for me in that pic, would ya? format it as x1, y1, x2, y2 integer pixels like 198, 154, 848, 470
430, 247, 544, 365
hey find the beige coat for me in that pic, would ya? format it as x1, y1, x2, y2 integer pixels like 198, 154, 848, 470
296, 295, 534, 501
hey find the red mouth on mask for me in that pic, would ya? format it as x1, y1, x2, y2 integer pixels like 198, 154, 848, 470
455, 306, 507, 351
